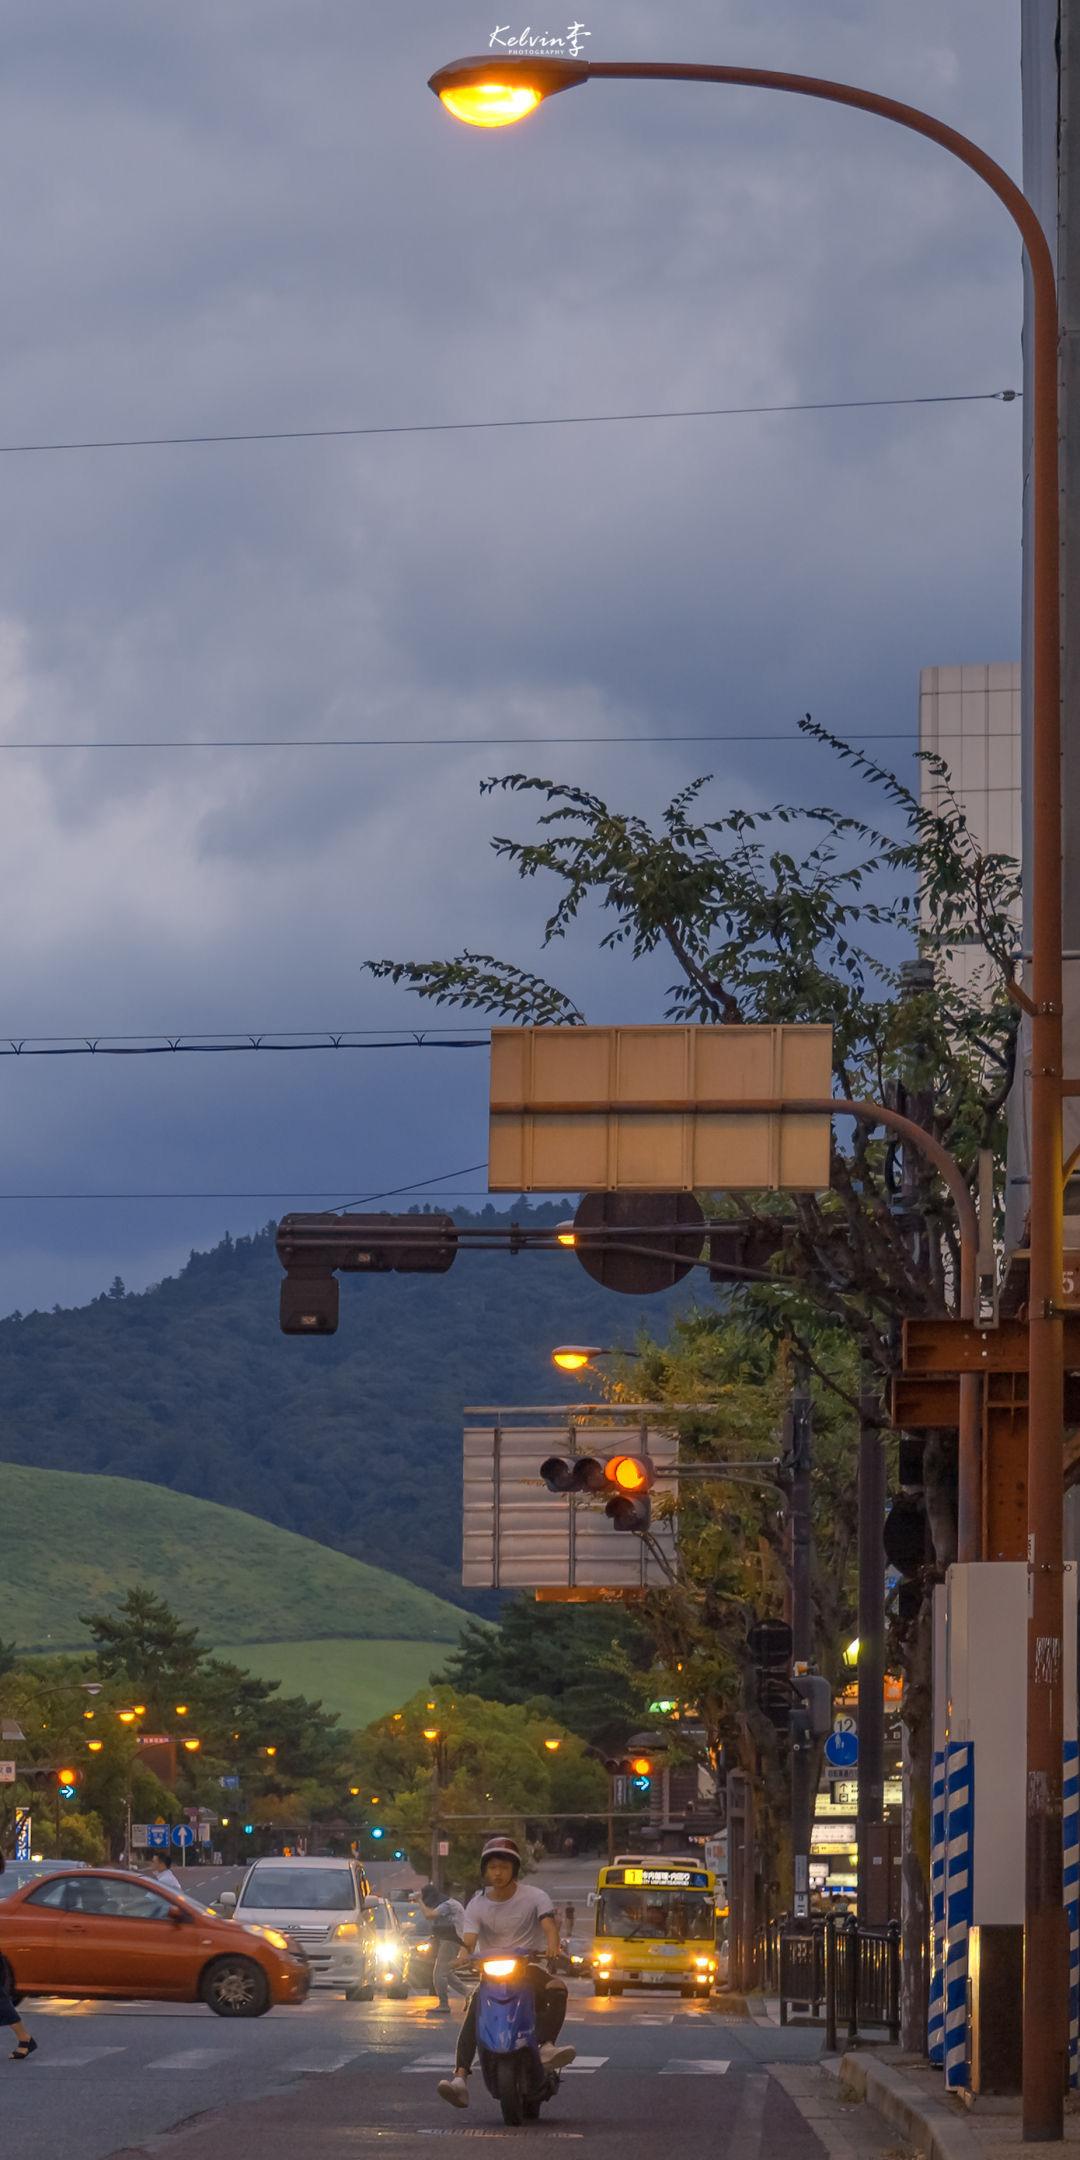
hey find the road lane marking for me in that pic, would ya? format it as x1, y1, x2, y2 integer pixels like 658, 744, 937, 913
659, 2058, 731, 2075
35, 2045, 127, 2066
294, 2051, 364, 2073
147, 2047, 236, 2069
561, 2056, 607, 2073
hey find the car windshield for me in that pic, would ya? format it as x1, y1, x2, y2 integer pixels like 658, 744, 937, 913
596, 1889, 715, 1943
239, 1867, 354, 1912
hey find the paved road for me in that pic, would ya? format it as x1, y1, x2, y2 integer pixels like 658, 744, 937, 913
0, 1984, 908, 2160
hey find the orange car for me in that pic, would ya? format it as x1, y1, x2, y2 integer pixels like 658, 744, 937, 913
0, 1867, 310, 2016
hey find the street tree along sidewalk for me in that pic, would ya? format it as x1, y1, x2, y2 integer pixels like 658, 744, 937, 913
367, 721, 1021, 2043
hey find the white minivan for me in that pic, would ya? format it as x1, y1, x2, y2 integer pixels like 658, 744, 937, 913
220, 1857, 378, 1998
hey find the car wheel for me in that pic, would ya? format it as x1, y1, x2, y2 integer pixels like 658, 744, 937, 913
592, 1980, 609, 1997
609, 1986, 624, 1997
347, 1984, 375, 2001
386, 1985, 409, 2000
201, 1956, 271, 2018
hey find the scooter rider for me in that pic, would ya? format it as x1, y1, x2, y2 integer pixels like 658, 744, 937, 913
437, 1836, 576, 2109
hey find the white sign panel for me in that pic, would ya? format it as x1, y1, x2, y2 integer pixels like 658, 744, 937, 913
462, 1419, 679, 1589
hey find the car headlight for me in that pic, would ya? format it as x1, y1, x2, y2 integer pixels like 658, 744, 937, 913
413, 1939, 432, 1953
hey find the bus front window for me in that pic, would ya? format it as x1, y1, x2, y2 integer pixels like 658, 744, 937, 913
597, 1889, 714, 1943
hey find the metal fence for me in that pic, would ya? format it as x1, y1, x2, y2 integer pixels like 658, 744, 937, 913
778, 1915, 901, 2048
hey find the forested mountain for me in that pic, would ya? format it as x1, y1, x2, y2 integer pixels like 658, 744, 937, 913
0, 1206, 685, 1606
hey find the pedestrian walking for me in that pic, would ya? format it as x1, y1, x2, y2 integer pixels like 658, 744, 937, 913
144, 1852, 184, 1893
0, 1859, 36, 2060
419, 1883, 469, 2016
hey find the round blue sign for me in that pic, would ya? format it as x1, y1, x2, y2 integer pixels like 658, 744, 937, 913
824, 1730, 858, 1768
172, 1823, 194, 1848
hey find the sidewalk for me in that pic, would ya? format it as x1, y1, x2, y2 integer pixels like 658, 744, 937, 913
830, 2047, 1080, 2160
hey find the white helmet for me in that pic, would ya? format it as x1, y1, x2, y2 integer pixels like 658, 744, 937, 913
480, 1835, 522, 1877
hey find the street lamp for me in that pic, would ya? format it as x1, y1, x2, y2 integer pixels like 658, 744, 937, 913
551, 1344, 641, 1372
543, 1738, 561, 1753
429, 48, 1065, 2136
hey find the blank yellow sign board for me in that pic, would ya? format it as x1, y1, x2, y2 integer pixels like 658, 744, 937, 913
488, 1023, 833, 1192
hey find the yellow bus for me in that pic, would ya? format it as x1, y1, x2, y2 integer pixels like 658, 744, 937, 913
590, 1856, 719, 1998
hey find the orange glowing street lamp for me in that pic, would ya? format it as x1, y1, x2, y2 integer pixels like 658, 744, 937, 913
543, 1738, 561, 1753
87, 1739, 104, 1754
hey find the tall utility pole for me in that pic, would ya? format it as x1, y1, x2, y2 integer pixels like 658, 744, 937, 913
788, 1371, 814, 1922
856, 1381, 886, 1925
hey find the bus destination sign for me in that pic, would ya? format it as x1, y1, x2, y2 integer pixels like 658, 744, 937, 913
614, 1866, 708, 1889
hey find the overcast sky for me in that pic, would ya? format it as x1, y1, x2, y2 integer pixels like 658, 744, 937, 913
0, 0, 1026, 1313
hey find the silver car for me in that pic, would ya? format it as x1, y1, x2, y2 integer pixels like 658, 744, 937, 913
220, 1858, 378, 1998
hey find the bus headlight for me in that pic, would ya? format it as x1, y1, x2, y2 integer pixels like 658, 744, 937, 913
595, 1952, 613, 1966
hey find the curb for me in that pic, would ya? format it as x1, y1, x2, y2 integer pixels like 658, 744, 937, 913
831, 2051, 984, 2160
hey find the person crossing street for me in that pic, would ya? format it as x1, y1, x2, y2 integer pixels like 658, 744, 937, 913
0, 1859, 36, 2060
419, 1882, 469, 2015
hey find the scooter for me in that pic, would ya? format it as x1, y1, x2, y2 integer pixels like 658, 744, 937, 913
474, 1957, 562, 2125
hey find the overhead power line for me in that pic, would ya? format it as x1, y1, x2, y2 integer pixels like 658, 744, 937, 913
0, 388, 1017, 460
0, 730, 916, 751
0, 1031, 490, 1057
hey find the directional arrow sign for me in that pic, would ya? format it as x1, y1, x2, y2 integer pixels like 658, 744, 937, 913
824, 1730, 859, 1769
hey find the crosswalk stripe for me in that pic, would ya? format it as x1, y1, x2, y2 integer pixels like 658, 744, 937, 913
293, 2051, 361, 2073
148, 2048, 230, 2070
35, 2046, 127, 2067
561, 2057, 607, 2074
658, 2059, 730, 2076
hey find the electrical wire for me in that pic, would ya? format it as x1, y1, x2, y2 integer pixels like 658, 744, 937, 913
335, 1162, 490, 1211
0, 1032, 489, 1057
0, 730, 916, 750
0, 388, 1017, 459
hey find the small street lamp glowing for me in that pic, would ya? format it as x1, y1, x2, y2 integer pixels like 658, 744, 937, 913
263, 1745, 278, 1758
429, 54, 588, 128
843, 1637, 860, 1669
174, 1704, 189, 1717
556, 1222, 576, 1248
83, 1709, 95, 1721
117, 1710, 137, 1725
183, 1737, 202, 1753
87, 1740, 104, 1754
131, 1705, 147, 1718
423, 1726, 440, 1743
552, 1345, 601, 1372
543, 1737, 561, 1753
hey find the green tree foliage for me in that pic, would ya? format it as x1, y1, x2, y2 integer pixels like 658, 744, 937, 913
352, 1690, 608, 1885
437, 1600, 654, 1748
1, 1590, 366, 1860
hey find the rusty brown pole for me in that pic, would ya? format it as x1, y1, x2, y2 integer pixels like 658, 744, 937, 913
430, 52, 1065, 2132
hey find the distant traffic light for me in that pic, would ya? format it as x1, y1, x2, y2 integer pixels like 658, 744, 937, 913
603, 1454, 654, 1534
277, 1213, 458, 1336
370, 1826, 385, 1840
539, 1450, 655, 1531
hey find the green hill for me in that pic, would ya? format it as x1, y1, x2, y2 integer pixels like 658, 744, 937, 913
1, 1461, 466, 1656
0, 1207, 684, 1606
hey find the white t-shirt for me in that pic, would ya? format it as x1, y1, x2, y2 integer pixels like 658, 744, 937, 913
462, 1882, 554, 1957
435, 1896, 467, 1940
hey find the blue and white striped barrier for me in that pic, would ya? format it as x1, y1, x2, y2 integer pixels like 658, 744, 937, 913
1065, 1738, 1079, 2089
944, 1740, 973, 2089
928, 1748, 946, 2066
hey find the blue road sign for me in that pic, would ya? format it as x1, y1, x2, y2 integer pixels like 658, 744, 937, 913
172, 1824, 194, 1849
824, 1730, 858, 1769
147, 1824, 170, 1849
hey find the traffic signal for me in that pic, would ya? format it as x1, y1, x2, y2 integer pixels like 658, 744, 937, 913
540, 1450, 655, 1531
540, 1454, 608, 1494
603, 1454, 653, 1534
747, 1616, 794, 1733
790, 1674, 832, 1748
277, 1213, 458, 1336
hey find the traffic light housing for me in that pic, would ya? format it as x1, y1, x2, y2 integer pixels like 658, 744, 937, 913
277, 1213, 458, 1336
539, 1451, 655, 1532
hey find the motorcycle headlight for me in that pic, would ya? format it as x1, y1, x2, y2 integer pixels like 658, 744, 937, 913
482, 1958, 521, 1979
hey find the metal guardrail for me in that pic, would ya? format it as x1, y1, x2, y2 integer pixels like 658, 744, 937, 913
778, 1914, 901, 2047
